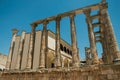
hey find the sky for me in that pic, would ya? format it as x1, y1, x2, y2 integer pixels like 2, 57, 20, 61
0, 0, 120, 59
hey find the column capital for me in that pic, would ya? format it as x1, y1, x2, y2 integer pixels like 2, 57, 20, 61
22, 30, 26, 33
83, 8, 91, 17
101, 0, 106, 3
56, 15, 62, 21
69, 13, 76, 18
99, 3, 108, 10
31, 23, 37, 29
85, 47, 90, 53
12, 28, 18, 34
43, 20, 49, 25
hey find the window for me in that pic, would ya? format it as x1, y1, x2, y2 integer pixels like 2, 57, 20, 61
64, 47, 67, 53
60, 44, 63, 51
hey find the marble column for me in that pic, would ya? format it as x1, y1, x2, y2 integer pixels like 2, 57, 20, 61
15, 30, 26, 70
70, 14, 80, 67
84, 9, 99, 64
6, 29, 18, 70
55, 16, 62, 68
26, 23, 37, 69
100, 4, 120, 64
39, 20, 48, 68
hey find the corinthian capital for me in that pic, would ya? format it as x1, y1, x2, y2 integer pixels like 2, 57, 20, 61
83, 8, 91, 17
99, 3, 108, 10
12, 28, 18, 34
31, 23, 37, 30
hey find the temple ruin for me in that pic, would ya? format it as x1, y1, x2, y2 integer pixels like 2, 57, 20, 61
1, 0, 120, 80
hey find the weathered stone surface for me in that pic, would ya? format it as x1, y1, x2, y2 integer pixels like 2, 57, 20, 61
21, 34, 31, 70
1, 64, 120, 80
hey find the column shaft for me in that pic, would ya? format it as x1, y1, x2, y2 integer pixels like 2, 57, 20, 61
70, 14, 80, 67
100, 20, 112, 64
105, 12, 120, 59
26, 24, 37, 69
15, 31, 25, 69
55, 17, 61, 68
84, 9, 99, 64
100, 4, 120, 64
39, 21, 48, 68
6, 29, 18, 70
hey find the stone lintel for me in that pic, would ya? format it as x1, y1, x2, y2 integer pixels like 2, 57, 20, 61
43, 20, 49, 25
92, 22, 101, 27
32, 3, 103, 24
95, 35, 102, 39
96, 40, 102, 42
94, 31, 101, 35
90, 14, 100, 20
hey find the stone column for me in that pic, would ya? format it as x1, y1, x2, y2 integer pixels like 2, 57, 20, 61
100, 4, 120, 64
85, 47, 91, 65
67, 61, 70, 68
84, 9, 99, 64
70, 14, 80, 67
26, 23, 37, 69
15, 30, 26, 70
62, 60, 64, 68
55, 16, 61, 68
39, 20, 48, 69
99, 18, 111, 64
6, 29, 18, 70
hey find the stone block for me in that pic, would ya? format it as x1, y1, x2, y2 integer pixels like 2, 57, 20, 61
99, 75, 107, 80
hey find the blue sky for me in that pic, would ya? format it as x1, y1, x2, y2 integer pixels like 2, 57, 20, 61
0, 0, 120, 59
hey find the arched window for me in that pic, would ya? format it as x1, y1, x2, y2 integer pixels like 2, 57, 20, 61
70, 51, 72, 56
67, 49, 69, 54
64, 47, 67, 53
51, 63, 54, 68
60, 44, 63, 51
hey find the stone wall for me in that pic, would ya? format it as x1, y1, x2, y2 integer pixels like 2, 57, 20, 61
0, 64, 120, 80
0, 54, 7, 70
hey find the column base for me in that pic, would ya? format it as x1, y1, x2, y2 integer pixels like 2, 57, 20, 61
72, 62, 80, 68
38, 66, 45, 69
113, 58, 120, 65
56, 66, 61, 69
25, 67, 31, 70
92, 59, 99, 65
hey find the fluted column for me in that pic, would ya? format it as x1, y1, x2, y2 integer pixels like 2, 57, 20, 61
70, 14, 80, 67
55, 16, 61, 68
100, 4, 120, 64
15, 30, 26, 70
84, 9, 99, 64
6, 29, 18, 70
39, 20, 48, 68
26, 23, 37, 69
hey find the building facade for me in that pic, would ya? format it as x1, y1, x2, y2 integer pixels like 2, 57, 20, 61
6, 30, 73, 70
5, 0, 120, 71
